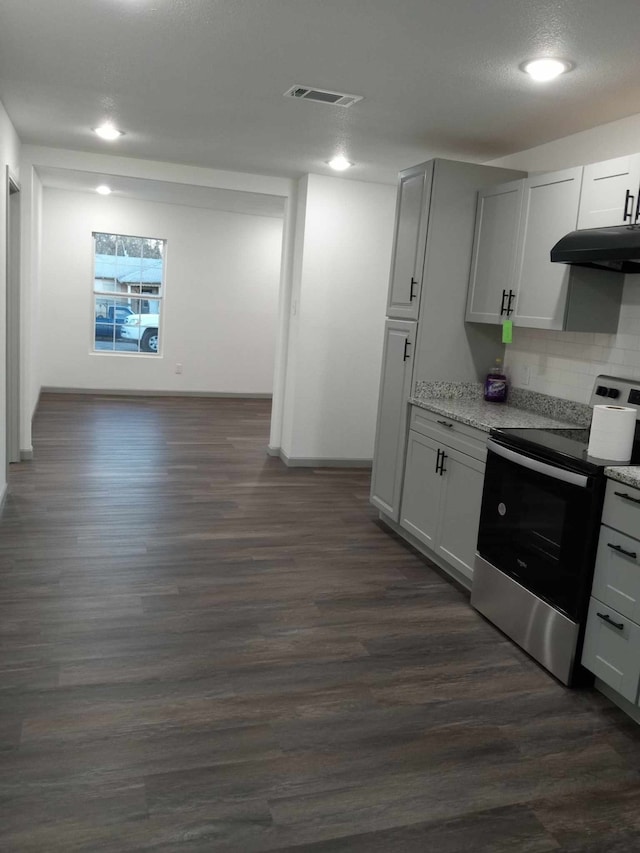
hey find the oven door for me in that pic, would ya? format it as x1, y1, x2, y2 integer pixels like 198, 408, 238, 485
476, 439, 603, 620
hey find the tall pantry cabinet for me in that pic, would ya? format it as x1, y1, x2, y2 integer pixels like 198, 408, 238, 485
370, 159, 525, 524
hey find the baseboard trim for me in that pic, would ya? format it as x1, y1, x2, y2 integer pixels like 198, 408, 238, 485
20, 448, 33, 461
278, 448, 372, 468
266, 445, 281, 457
40, 387, 273, 399
377, 512, 472, 594
0, 482, 7, 515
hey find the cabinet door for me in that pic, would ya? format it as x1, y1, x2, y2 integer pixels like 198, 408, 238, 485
436, 447, 485, 582
582, 597, 640, 704
399, 430, 442, 549
591, 526, 640, 622
466, 180, 524, 324
602, 479, 640, 536
512, 167, 583, 330
370, 320, 416, 520
578, 155, 640, 229
386, 164, 433, 320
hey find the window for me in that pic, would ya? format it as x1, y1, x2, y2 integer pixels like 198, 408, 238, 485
93, 232, 166, 354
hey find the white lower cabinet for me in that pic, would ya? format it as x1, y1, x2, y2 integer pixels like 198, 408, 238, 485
436, 450, 485, 580
399, 408, 486, 582
582, 479, 640, 710
582, 598, 640, 704
399, 431, 440, 550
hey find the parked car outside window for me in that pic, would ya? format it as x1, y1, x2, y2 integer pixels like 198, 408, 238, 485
95, 305, 134, 339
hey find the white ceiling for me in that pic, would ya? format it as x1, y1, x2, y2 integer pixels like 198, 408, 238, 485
2, 0, 640, 184
36, 167, 286, 218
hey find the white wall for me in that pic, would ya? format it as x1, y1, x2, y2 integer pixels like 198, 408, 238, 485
39, 188, 283, 394
20, 166, 43, 454
489, 112, 640, 176
279, 173, 396, 463
0, 99, 21, 496
488, 113, 640, 403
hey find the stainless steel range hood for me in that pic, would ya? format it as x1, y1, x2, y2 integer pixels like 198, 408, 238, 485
550, 224, 640, 273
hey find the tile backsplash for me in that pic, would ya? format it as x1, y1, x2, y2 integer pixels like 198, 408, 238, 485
505, 276, 640, 403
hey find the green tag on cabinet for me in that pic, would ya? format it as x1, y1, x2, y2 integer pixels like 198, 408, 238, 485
502, 320, 513, 344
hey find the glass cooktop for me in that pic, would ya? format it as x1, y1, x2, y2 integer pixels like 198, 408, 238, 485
490, 424, 640, 474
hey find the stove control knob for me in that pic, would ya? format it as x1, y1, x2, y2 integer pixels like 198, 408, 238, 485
607, 387, 620, 399
595, 385, 608, 396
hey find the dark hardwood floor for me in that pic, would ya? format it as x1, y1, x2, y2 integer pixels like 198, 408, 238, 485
2, 393, 640, 852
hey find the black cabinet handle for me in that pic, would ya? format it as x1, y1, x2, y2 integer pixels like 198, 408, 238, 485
410, 278, 418, 301
439, 451, 447, 476
624, 189, 635, 222
436, 419, 453, 428
506, 290, 515, 317
635, 189, 640, 224
435, 448, 442, 474
500, 289, 508, 316
614, 491, 640, 505
607, 542, 638, 559
597, 612, 625, 630
403, 339, 411, 362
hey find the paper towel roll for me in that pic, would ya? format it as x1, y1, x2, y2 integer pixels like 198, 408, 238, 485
588, 405, 637, 462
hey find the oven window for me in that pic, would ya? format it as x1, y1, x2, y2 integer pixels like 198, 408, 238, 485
477, 449, 600, 619
519, 484, 564, 565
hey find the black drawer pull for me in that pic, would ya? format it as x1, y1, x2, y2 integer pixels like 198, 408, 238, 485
624, 189, 635, 222
500, 289, 508, 316
403, 339, 411, 362
597, 612, 624, 630
439, 451, 447, 476
614, 491, 640, 505
607, 542, 638, 559
436, 420, 453, 428
410, 277, 418, 301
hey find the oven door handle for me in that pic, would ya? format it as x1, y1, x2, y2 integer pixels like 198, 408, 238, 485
487, 439, 589, 488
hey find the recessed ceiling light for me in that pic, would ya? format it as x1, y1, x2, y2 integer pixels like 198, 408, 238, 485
327, 156, 353, 171
520, 58, 573, 82
93, 122, 124, 141
96, 185, 112, 195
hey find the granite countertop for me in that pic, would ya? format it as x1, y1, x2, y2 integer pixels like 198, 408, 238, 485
411, 381, 640, 486
409, 395, 582, 433
410, 381, 587, 433
603, 466, 640, 489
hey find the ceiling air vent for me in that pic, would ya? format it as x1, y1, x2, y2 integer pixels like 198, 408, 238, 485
284, 85, 363, 107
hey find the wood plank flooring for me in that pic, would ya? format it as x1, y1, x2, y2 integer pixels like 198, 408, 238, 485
2, 392, 640, 852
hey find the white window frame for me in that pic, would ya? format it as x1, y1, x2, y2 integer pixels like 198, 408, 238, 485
92, 231, 166, 355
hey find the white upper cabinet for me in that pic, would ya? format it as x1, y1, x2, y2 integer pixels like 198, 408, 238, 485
512, 167, 583, 330
466, 164, 625, 333
465, 180, 524, 324
578, 154, 640, 229
386, 163, 433, 320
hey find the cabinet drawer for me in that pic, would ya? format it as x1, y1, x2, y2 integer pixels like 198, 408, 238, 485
410, 407, 487, 461
592, 525, 640, 622
602, 480, 640, 536
582, 597, 640, 704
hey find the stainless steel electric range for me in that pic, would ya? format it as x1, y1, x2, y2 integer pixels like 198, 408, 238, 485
471, 374, 640, 686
